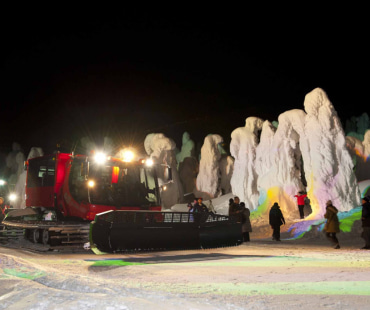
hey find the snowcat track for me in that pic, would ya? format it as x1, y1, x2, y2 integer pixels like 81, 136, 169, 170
90, 210, 243, 254
1, 219, 90, 252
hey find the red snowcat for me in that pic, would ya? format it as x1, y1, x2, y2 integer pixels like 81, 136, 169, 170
1, 150, 242, 253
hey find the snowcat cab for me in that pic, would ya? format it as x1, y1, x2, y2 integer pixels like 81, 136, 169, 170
21, 151, 169, 221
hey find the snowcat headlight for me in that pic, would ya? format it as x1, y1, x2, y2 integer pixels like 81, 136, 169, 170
145, 158, 154, 167
94, 152, 107, 164
122, 150, 135, 162
88, 180, 95, 188
9, 193, 17, 201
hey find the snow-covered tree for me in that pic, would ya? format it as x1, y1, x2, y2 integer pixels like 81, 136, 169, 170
230, 117, 263, 209
195, 134, 225, 199
303, 88, 361, 217
144, 133, 183, 209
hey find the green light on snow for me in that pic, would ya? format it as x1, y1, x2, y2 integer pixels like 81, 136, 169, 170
3, 268, 46, 280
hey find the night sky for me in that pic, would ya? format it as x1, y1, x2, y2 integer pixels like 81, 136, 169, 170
0, 9, 368, 158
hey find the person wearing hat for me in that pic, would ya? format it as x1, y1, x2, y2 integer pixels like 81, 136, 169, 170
361, 196, 370, 250
324, 200, 340, 249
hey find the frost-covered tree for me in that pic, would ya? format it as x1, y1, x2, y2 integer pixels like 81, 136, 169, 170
230, 117, 263, 209
256, 111, 307, 219
175, 132, 195, 168
346, 130, 370, 182
195, 134, 225, 199
144, 133, 183, 209
303, 88, 361, 217
219, 155, 234, 195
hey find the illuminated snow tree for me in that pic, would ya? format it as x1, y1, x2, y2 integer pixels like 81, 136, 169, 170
302, 88, 361, 217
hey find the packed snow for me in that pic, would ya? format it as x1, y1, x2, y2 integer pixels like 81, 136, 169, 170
1, 192, 370, 310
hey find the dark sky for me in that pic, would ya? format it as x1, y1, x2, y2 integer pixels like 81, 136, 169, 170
0, 9, 368, 157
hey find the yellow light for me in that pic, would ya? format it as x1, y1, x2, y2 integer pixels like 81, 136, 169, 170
145, 158, 154, 167
122, 150, 135, 162
88, 180, 95, 188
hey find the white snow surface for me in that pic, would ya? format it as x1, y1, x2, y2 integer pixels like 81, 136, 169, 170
1, 193, 370, 310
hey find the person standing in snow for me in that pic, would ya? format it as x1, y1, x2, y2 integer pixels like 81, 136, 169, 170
324, 200, 340, 249
193, 197, 208, 213
228, 198, 234, 211
229, 196, 242, 222
193, 197, 208, 223
360, 196, 370, 250
187, 202, 194, 222
269, 202, 285, 241
294, 191, 307, 219
240, 202, 252, 242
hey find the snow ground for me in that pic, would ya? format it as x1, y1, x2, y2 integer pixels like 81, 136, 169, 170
1, 197, 370, 310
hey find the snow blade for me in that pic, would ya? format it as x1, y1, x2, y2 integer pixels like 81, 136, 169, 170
89, 210, 242, 253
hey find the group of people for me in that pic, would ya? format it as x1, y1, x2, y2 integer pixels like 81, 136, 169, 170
228, 196, 252, 242
187, 191, 370, 250
269, 192, 370, 250
187, 197, 212, 222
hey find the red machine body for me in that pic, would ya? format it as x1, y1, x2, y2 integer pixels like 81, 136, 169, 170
25, 152, 163, 221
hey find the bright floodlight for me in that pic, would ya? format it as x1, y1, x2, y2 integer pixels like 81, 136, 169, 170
145, 158, 154, 167
9, 193, 17, 201
94, 152, 107, 164
122, 150, 135, 162
88, 180, 95, 188
0, 180, 5, 186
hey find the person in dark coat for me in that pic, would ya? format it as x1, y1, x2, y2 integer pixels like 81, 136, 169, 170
360, 196, 370, 250
240, 202, 252, 242
228, 196, 242, 222
294, 191, 307, 219
193, 197, 208, 223
228, 198, 234, 210
269, 202, 285, 241
324, 200, 340, 249
193, 197, 208, 213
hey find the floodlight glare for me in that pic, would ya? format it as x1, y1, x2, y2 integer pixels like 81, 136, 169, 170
94, 152, 107, 164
